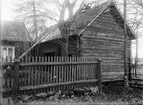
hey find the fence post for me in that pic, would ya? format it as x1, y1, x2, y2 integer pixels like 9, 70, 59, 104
12, 59, 20, 101
128, 59, 132, 81
97, 59, 102, 95
0, 63, 3, 104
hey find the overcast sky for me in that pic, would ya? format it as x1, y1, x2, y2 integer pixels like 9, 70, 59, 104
1, 0, 143, 58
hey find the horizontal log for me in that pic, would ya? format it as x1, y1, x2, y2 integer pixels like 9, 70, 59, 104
103, 62, 124, 65
82, 43, 130, 50
82, 50, 125, 54
103, 65, 124, 68
82, 45, 125, 51
86, 26, 130, 39
81, 38, 130, 46
82, 56, 124, 59
82, 39, 126, 45
102, 74, 124, 79
97, 15, 118, 24
94, 15, 123, 26
90, 24, 124, 34
20, 61, 98, 66
93, 20, 123, 32
100, 11, 115, 18
103, 78, 124, 82
19, 79, 98, 90
97, 14, 120, 24
82, 34, 130, 43
96, 32, 123, 37
102, 69, 124, 73
82, 29, 130, 38
82, 35, 130, 42
103, 67, 124, 72
102, 71, 124, 75
103, 60, 124, 63
82, 53, 124, 58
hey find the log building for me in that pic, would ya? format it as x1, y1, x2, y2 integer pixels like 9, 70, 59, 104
35, 1, 136, 81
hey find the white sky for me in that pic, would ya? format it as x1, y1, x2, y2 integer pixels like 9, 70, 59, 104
1, 0, 16, 20
1, 0, 143, 58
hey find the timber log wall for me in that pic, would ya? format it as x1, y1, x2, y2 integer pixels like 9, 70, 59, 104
82, 10, 131, 81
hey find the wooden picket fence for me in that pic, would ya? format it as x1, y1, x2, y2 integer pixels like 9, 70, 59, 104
1, 56, 102, 100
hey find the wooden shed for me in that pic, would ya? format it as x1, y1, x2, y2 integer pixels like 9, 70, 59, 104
35, 1, 136, 81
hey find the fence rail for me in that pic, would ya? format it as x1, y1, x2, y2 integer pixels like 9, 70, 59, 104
130, 64, 143, 88
1, 56, 102, 100
131, 64, 143, 78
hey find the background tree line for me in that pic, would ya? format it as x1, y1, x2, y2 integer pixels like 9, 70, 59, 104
13, 0, 143, 40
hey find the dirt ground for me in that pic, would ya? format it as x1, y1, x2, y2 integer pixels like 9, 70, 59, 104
2, 81, 143, 105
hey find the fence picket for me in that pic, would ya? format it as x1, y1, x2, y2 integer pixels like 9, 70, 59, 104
85, 58, 87, 80
40, 57, 44, 84
31, 57, 34, 86
59, 57, 61, 83
37, 59, 39, 85
47, 57, 50, 83
76, 57, 78, 81
28, 57, 31, 86
3, 56, 102, 98
50, 57, 53, 83
43, 56, 45, 84
55, 57, 58, 83
67, 57, 69, 82
77, 57, 79, 81
53, 57, 56, 83
24, 66, 26, 86
69, 57, 71, 82
35, 56, 38, 85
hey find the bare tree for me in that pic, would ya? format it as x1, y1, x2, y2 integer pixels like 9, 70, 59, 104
14, 0, 52, 40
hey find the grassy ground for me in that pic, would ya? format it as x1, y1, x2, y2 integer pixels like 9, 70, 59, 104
10, 81, 142, 105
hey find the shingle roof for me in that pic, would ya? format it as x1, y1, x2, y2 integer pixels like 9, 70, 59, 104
38, 1, 135, 43
1, 21, 32, 42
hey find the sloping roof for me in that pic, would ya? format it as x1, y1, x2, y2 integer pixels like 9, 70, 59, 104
35, 24, 61, 43
73, 1, 109, 23
1, 21, 32, 42
38, 1, 136, 43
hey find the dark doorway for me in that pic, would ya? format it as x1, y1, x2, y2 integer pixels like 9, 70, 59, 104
44, 52, 55, 57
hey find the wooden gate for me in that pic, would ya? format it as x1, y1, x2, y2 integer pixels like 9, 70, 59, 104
1, 56, 102, 100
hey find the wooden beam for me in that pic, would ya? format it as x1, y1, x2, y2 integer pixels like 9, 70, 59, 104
0, 63, 3, 103
19, 79, 98, 90
124, 0, 127, 78
12, 59, 20, 101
